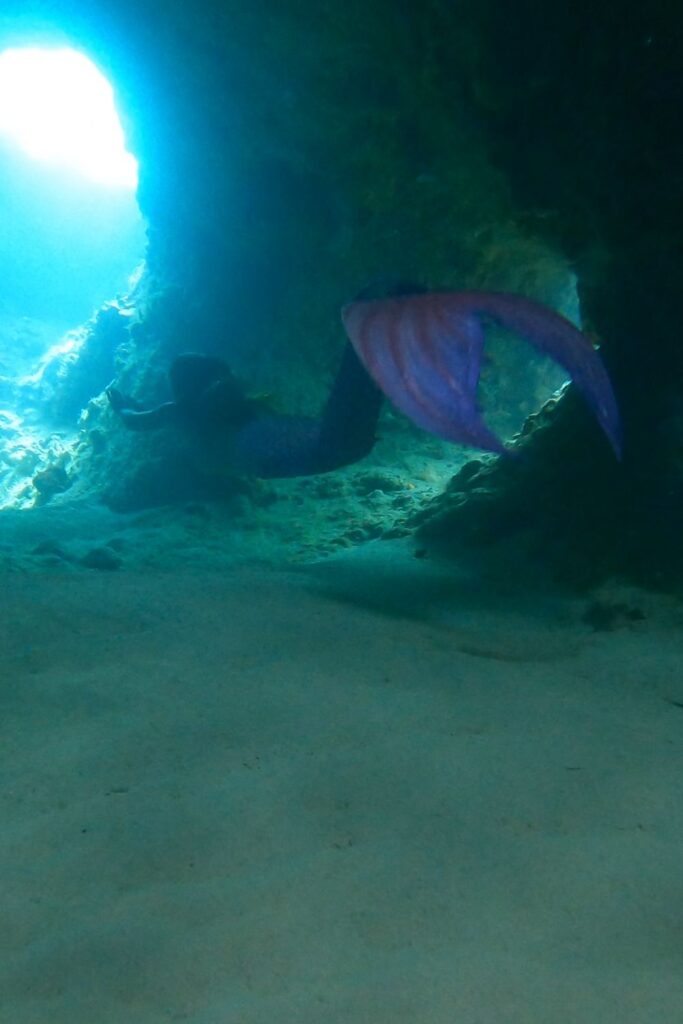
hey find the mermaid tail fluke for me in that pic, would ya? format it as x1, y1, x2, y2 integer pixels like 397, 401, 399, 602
341, 291, 621, 459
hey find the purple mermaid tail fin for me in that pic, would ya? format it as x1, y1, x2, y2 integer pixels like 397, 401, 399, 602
341, 291, 622, 459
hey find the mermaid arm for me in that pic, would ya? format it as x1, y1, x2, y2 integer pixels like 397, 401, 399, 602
106, 386, 182, 431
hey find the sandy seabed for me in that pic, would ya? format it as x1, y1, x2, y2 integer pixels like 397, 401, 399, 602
2, 545, 682, 1024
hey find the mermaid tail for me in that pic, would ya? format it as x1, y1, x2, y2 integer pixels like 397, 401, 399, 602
341, 291, 622, 459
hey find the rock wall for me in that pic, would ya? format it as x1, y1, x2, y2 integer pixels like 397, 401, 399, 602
414, 0, 683, 588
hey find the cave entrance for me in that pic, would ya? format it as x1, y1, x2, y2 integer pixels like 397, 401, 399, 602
0, 45, 146, 507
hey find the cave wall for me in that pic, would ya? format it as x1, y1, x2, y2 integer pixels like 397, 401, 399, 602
413, 0, 683, 588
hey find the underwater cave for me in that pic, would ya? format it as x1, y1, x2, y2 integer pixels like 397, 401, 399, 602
1, 1, 683, 1020
0, 20, 585, 548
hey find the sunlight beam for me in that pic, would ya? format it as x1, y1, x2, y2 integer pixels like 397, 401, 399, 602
0, 46, 138, 189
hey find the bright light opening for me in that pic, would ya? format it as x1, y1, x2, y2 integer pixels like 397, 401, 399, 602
0, 46, 138, 189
